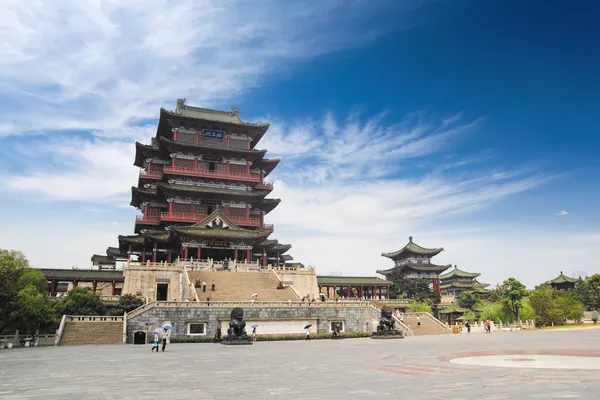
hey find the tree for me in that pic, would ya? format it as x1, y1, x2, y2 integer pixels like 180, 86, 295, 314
112, 294, 144, 315
575, 274, 600, 311
458, 291, 479, 310
56, 287, 105, 316
0, 249, 57, 334
0, 250, 29, 332
408, 300, 432, 313
388, 271, 439, 304
529, 285, 561, 326
556, 294, 584, 322
499, 277, 528, 321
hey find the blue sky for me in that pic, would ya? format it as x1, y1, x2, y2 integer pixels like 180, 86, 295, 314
0, 0, 598, 287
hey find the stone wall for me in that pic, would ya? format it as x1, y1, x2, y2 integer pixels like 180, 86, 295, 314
122, 266, 183, 301
126, 304, 379, 343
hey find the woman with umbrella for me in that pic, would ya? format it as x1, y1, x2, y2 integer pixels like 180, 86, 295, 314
251, 325, 258, 343
151, 328, 162, 352
304, 324, 312, 341
162, 324, 174, 351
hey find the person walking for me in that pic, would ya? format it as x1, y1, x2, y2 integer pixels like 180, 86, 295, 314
151, 332, 159, 352
161, 329, 168, 352
211, 279, 216, 291
252, 327, 257, 343
465, 320, 471, 334
305, 326, 311, 341
202, 281, 207, 292
486, 320, 491, 333
417, 316, 421, 328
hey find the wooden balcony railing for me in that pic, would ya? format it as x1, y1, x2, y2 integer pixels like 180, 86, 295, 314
139, 170, 163, 179
163, 166, 261, 182
135, 215, 160, 224
160, 212, 270, 228
255, 182, 274, 190
227, 215, 260, 226
160, 212, 206, 222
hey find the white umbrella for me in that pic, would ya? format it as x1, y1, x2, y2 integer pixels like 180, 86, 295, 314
251, 293, 258, 297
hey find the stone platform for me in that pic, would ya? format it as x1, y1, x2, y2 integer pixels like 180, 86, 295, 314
371, 331, 404, 339
3, 328, 600, 399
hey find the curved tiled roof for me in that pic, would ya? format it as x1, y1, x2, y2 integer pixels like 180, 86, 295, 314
381, 236, 443, 259
440, 265, 481, 280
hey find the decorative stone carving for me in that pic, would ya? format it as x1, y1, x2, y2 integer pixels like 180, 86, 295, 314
222, 308, 252, 345
371, 306, 404, 340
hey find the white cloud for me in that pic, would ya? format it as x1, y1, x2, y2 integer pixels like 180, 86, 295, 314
0, 0, 418, 137
558, 210, 568, 216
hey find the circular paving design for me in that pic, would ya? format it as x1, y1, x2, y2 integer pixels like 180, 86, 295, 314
449, 354, 600, 370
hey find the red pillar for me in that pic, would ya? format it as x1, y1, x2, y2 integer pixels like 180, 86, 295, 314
197, 248, 201, 259
234, 248, 238, 261
167, 249, 172, 263
246, 165, 250, 174
260, 214, 264, 228
246, 208, 250, 220
173, 130, 178, 141
226, 163, 230, 173
262, 249, 267, 267
127, 245, 131, 262
169, 202, 174, 214
50, 280, 56, 296
360, 286, 364, 299
227, 138, 231, 147
184, 247, 189, 260
152, 243, 157, 262
142, 251, 146, 263
111, 281, 116, 296
147, 163, 152, 173
246, 248, 251, 262
92, 281, 97, 294
347, 287, 350, 298
247, 140, 250, 149
387, 287, 390, 299
171, 157, 175, 167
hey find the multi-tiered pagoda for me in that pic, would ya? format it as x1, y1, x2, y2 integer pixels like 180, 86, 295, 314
91, 99, 292, 267
377, 237, 451, 293
439, 265, 490, 298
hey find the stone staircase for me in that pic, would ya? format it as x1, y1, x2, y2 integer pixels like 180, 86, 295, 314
402, 313, 450, 335
187, 270, 300, 302
60, 317, 123, 345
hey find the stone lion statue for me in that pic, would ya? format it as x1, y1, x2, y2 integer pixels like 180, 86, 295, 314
377, 306, 396, 332
227, 307, 247, 338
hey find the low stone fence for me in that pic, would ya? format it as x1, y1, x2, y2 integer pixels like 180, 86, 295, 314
0, 331, 56, 348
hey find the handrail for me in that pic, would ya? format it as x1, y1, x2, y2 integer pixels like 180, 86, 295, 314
269, 269, 301, 300
393, 315, 413, 336
164, 166, 262, 182
54, 314, 67, 346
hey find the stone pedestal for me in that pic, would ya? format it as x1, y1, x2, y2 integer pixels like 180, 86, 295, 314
371, 330, 404, 339
221, 335, 253, 346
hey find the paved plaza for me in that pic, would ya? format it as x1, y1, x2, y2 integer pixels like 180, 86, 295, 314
2, 329, 600, 399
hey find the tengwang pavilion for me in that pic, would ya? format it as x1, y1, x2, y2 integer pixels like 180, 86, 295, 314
91, 99, 293, 267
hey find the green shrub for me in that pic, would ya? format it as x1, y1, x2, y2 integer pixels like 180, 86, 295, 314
170, 332, 372, 344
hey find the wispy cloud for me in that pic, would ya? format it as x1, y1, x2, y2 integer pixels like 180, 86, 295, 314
558, 210, 568, 216
0, 0, 422, 137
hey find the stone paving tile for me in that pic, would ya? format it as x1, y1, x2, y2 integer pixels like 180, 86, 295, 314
1, 330, 599, 399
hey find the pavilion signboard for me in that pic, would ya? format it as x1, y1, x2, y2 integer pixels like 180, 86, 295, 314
203, 129, 225, 139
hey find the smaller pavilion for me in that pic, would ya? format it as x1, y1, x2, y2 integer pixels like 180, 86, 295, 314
439, 265, 490, 298
378, 236, 451, 293
547, 271, 577, 291
316, 276, 392, 300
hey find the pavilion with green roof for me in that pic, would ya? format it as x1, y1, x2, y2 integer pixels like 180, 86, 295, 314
439, 265, 490, 298
547, 271, 577, 291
